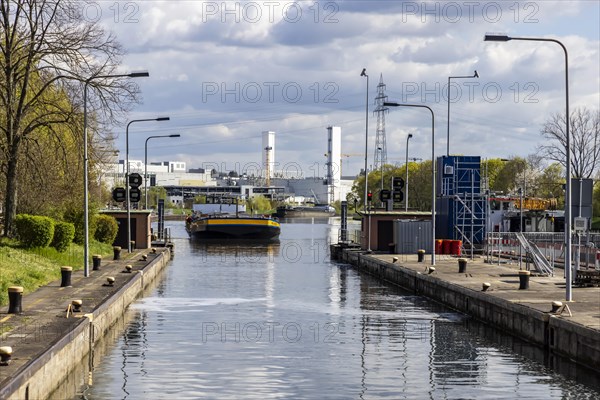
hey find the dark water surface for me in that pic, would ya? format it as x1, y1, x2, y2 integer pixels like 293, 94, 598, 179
73, 220, 600, 399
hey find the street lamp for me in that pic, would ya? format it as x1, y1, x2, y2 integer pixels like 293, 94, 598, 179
384, 102, 436, 266
83, 71, 148, 277
447, 70, 478, 156
361, 68, 371, 252
405, 133, 413, 212
518, 187, 523, 270
126, 117, 170, 253
484, 34, 572, 300
377, 147, 384, 207
144, 134, 181, 209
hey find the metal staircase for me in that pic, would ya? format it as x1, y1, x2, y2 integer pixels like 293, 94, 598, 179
515, 232, 553, 276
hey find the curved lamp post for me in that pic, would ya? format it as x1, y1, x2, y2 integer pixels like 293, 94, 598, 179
126, 117, 170, 253
484, 34, 571, 301
144, 134, 181, 209
83, 71, 148, 277
384, 102, 436, 266
361, 68, 372, 252
447, 70, 478, 156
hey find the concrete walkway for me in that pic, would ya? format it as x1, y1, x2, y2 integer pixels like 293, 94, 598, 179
0, 247, 170, 397
368, 252, 600, 330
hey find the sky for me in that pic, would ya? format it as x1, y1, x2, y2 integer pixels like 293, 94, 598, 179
94, 0, 600, 178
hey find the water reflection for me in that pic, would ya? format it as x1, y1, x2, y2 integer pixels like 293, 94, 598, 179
116, 311, 149, 399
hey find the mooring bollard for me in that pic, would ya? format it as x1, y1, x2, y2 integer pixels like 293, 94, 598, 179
92, 255, 102, 271
519, 270, 530, 290
417, 249, 425, 263
125, 265, 132, 273
551, 301, 563, 313
458, 258, 468, 273
71, 299, 83, 312
0, 346, 13, 366
106, 277, 115, 287
113, 246, 121, 260
61, 266, 73, 287
482, 282, 491, 292
130, 240, 136, 250
7, 286, 23, 314
388, 242, 395, 254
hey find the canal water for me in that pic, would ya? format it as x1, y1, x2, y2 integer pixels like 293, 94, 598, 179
73, 220, 600, 399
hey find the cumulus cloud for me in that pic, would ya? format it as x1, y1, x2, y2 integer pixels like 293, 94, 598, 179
101, 0, 599, 174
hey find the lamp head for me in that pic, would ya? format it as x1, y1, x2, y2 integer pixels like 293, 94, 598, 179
474, 70, 479, 78
484, 34, 511, 42
129, 71, 150, 78
360, 68, 367, 77
156, 117, 170, 121
408, 133, 413, 139
169, 134, 181, 138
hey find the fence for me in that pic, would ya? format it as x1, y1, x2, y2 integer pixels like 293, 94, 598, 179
485, 231, 600, 274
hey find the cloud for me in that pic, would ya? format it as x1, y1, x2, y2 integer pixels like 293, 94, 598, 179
102, 1, 599, 175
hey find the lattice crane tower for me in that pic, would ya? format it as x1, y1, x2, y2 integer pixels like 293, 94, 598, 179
373, 74, 389, 170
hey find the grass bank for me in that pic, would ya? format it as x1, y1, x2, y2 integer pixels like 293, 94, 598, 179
0, 239, 114, 306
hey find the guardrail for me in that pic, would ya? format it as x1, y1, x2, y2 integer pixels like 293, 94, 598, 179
485, 231, 599, 272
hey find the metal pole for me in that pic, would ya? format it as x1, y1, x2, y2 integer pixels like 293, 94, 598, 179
83, 81, 90, 277
144, 138, 149, 209
484, 35, 571, 300
81, 72, 148, 271
145, 134, 179, 209
379, 148, 383, 208
384, 102, 435, 265
519, 187, 523, 269
125, 117, 170, 253
361, 69, 371, 252
126, 122, 131, 253
405, 133, 412, 212
447, 76, 451, 157
431, 110, 436, 266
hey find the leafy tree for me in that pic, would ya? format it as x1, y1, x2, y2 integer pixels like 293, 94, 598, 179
482, 158, 507, 192
350, 161, 433, 212
593, 182, 600, 220
0, 0, 140, 236
538, 107, 600, 179
246, 195, 273, 215
532, 163, 564, 204
409, 160, 433, 211
490, 157, 527, 195
147, 186, 168, 209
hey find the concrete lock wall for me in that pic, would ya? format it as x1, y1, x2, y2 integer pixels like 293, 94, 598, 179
335, 248, 600, 371
4, 250, 170, 400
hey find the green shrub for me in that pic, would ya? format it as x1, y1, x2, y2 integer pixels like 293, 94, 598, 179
64, 206, 98, 245
14, 214, 55, 248
51, 221, 75, 252
94, 214, 118, 244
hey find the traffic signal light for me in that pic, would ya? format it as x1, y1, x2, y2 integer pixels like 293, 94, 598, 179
367, 191, 373, 202
128, 173, 143, 203
392, 177, 405, 190
392, 177, 405, 204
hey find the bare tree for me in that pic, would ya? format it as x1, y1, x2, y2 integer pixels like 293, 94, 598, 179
538, 107, 600, 179
0, 0, 141, 236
